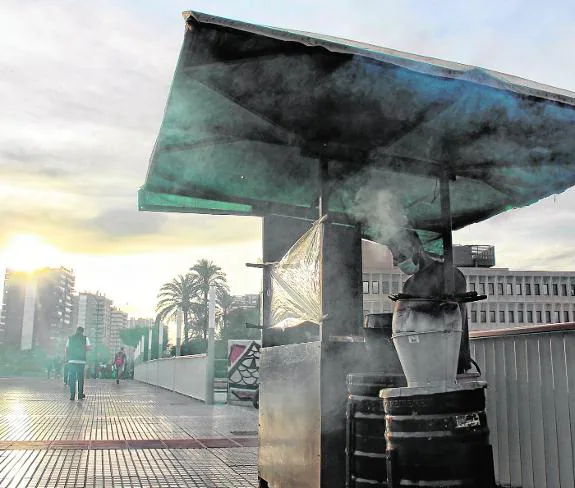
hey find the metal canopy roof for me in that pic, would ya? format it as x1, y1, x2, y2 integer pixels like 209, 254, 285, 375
139, 10, 575, 246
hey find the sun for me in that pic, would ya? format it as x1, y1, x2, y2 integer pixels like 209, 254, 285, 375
0, 234, 64, 272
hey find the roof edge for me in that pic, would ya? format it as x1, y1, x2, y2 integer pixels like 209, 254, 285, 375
180, 10, 575, 107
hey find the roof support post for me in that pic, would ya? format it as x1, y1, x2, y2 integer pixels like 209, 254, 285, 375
440, 170, 455, 296
319, 156, 329, 342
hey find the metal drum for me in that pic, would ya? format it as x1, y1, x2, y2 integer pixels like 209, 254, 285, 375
381, 383, 496, 488
362, 314, 404, 373
346, 373, 406, 488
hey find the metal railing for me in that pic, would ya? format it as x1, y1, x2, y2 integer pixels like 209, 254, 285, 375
470, 323, 575, 488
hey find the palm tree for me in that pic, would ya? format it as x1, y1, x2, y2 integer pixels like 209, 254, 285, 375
189, 259, 229, 340
218, 290, 234, 332
156, 274, 197, 344
188, 301, 205, 340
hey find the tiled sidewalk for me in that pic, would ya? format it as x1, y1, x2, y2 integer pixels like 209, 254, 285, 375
0, 378, 259, 487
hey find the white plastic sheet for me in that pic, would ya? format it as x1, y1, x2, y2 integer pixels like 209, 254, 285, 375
269, 219, 323, 329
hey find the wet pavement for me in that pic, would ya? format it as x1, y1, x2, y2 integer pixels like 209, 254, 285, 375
0, 378, 259, 487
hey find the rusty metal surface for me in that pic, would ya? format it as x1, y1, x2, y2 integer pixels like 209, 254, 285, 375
258, 341, 404, 488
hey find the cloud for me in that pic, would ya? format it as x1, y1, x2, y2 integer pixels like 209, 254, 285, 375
2, 0, 575, 316
0, 0, 178, 179
87, 208, 167, 238
0, 0, 268, 265
0, 0, 180, 255
0, 204, 261, 255
454, 187, 575, 270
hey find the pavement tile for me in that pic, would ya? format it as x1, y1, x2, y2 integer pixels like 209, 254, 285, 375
0, 378, 259, 487
162, 439, 203, 449
51, 440, 90, 449
9, 440, 51, 450
90, 440, 127, 449
126, 439, 166, 449
231, 437, 260, 447
197, 438, 241, 448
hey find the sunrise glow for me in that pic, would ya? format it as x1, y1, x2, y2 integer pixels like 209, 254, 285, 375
0, 234, 64, 272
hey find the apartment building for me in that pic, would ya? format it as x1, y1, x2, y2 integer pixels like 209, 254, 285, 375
0, 270, 31, 349
108, 308, 128, 354
362, 240, 575, 330
0, 267, 75, 352
128, 317, 154, 330
231, 294, 259, 310
127, 318, 154, 362
74, 292, 112, 359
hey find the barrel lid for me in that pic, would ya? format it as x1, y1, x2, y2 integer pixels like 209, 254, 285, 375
347, 373, 405, 386
379, 380, 487, 399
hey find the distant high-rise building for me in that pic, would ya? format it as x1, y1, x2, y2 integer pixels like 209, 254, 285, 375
0, 267, 75, 353
70, 294, 79, 334
0, 271, 29, 348
230, 294, 259, 310
108, 308, 128, 354
74, 292, 112, 361
128, 318, 154, 329
127, 318, 154, 362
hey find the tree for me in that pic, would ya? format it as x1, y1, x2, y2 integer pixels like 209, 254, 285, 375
156, 274, 197, 343
120, 327, 149, 348
189, 259, 229, 340
218, 306, 261, 342
150, 317, 170, 359
218, 290, 234, 331
169, 338, 205, 357
162, 325, 169, 353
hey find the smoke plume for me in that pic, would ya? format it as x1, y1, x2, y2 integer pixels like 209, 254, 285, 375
346, 175, 409, 247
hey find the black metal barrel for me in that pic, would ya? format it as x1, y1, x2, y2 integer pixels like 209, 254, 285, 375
382, 384, 496, 488
346, 373, 406, 488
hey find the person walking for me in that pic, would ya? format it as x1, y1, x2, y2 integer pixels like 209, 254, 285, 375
45, 356, 54, 379
113, 347, 127, 385
63, 359, 69, 386
65, 327, 91, 401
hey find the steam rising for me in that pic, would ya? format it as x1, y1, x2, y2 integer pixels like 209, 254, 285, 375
346, 176, 408, 246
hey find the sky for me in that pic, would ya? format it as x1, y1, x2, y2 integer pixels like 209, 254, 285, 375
1, 0, 575, 318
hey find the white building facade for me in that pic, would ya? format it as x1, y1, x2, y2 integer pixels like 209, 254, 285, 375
231, 294, 259, 310
1, 267, 75, 352
108, 308, 128, 354
464, 269, 575, 329
362, 241, 575, 330
74, 292, 112, 359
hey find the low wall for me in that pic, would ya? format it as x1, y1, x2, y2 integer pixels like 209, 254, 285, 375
470, 323, 575, 488
134, 354, 207, 402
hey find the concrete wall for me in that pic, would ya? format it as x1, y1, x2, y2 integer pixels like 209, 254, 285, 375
134, 354, 207, 402
471, 324, 575, 488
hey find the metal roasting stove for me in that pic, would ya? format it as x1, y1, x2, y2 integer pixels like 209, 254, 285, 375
138, 11, 575, 488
